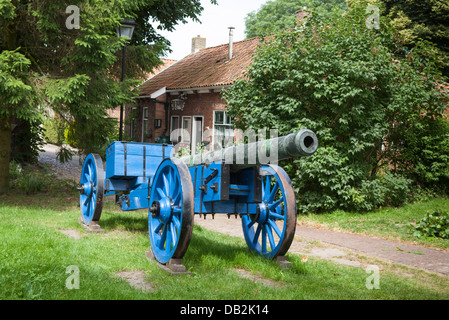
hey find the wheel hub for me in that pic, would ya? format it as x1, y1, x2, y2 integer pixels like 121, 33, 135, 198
78, 181, 93, 197
256, 201, 270, 224
151, 198, 173, 224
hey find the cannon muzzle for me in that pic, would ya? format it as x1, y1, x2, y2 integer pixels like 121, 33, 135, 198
179, 129, 318, 170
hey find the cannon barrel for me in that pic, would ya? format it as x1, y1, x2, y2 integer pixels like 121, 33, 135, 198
179, 129, 318, 170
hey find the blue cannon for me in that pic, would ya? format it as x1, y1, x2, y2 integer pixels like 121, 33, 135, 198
78, 129, 318, 265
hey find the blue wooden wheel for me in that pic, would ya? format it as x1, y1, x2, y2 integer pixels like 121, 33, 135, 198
78, 154, 104, 226
148, 158, 194, 264
242, 164, 297, 259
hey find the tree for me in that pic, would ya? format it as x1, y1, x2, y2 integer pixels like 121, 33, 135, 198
0, 0, 216, 194
224, 1, 448, 212
244, 0, 346, 38
379, 0, 449, 77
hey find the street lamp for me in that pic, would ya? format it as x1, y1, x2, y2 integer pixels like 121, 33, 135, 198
117, 18, 136, 141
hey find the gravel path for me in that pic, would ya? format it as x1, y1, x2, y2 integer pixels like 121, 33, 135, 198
38, 144, 83, 182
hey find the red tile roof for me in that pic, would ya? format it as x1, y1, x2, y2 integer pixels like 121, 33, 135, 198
138, 37, 260, 96
143, 58, 177, 80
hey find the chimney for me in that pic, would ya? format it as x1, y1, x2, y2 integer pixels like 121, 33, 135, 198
191, 35, 206, 53
296, 7, 310, 25
228, 26, 235, 59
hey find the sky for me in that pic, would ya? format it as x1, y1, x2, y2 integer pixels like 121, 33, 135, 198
156, 0, 269, 60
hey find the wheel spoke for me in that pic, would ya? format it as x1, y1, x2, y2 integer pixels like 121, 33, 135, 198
172, 215, 181, 231
173, 189, 181, 205
169, 178, 178, 199
89, 197, 95, 216
247, 218, 255, 229
83, 196, 90, 207
154, 222, 164, 234
168, 168, 174, 186
268, 182, 279, 203
162, 172, 170, 196
252, 224, 262, 246
157, 187, 165, 199
268, 219, 282, 238
263, 176, 271, 198
159, 225, 168, 250
269, 212, 285, 221
165, 224, 173, 252
262, 227, 267, 253
269, 197, 284, 210
266, 224, 276, 250
170, 222, 178, 248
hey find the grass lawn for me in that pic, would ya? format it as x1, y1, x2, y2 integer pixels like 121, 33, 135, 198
299, 197, 449, 250
0, 191, 448, 301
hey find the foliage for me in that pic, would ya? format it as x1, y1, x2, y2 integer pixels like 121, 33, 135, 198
379, 0, 449, 77
224, 1, 448, 213
14, 171, 45, 194
10, 117, 45, 164
56, 146, 74, 164
377, 173, 411, 207
42, 118, 68, 146
64, 122, 78, 149
0, 0, 216, 193
412, 209, 449, 240
8, 163, 79, 194
0, 49, 39, 120
244, 0, 346, 38
8, 160, 22, 180
389, 116, 449, 191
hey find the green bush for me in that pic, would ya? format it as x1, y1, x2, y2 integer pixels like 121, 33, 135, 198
16, 172, 45, 194
223, 2, 447, 213
412, 209, 449, 239
378, 173, 411, 207
56, 145, 74, 164
42, 118, 68, 146
64, 121, 78, 148
8, 161, 22, 180
392, 117, 449, 192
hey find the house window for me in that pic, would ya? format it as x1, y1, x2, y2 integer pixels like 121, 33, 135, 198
213, 110, 233, 149
142, 107, 148, 142
170, 116, 179, 143
182, 116, 192, 144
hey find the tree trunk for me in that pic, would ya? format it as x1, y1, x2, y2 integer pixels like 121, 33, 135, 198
0, 117, 12, 194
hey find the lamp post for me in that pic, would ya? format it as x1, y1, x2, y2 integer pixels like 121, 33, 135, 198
116, 18, 136, 141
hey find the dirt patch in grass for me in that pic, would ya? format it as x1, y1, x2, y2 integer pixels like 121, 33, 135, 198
58, 229, 84, 240
234, 268, 284, 288
116, 271, 155, 292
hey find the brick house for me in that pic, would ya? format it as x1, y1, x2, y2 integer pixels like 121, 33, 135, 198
125, 34, 259, 154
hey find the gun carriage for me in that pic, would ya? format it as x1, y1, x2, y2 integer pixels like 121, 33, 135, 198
78, 129, 318, 265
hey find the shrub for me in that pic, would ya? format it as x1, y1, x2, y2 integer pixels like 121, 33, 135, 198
223, 2, 446, 213
56, 145, 74, 164
9, 161, 22, 180
391, 116, 449, 192
412, 209, 449, 239
16, 172, 45, 194
378, 173, 411, 207
42, 118, 68, 146
64, 122, 78, 148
